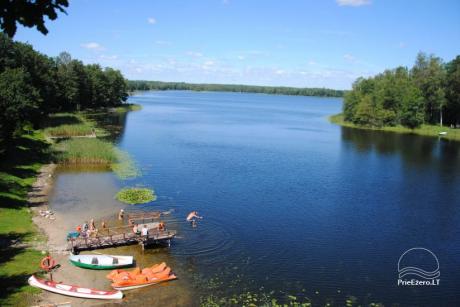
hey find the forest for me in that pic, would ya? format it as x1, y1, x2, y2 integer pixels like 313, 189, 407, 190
0, 34, 128, 150
343, 52, 460, 129
128, 80, 345, 97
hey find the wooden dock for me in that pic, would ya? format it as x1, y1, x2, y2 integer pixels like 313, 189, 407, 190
68, 225, 176, 253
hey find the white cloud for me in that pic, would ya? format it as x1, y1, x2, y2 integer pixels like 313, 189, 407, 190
343, 53, 357, 63
308, 60, 317, 65
147, 17, 156, 24
81, 42, 105, 51
398, 42, 407, 48
336, 0, 371, 7
237, 55, 246, 60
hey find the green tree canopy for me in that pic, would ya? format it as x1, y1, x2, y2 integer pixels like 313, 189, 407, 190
0, 0, 68, 37
343, 52, 459, 129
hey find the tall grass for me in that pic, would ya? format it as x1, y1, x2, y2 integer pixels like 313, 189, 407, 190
44, 113, 94, 137
113, 103, 142, 113
45, 123, 94, 137
56, 138, 117, 164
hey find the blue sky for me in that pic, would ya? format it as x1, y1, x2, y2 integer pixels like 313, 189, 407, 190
14, 0, 460, 90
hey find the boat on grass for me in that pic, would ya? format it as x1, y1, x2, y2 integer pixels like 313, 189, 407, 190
28, 275, 123, 300
69, 254, 133, 270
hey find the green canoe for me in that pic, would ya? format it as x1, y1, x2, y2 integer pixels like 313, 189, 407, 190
69, 254, 134, 270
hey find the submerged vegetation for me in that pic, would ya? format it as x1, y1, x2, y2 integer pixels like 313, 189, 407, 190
115, 187, 156, 204
128, 80, 345, 97
112, 149, 141, 179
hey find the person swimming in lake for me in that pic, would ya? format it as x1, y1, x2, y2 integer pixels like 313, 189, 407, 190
186, 211, 202, 227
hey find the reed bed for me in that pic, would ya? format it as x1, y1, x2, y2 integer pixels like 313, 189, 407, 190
56, 138, 117, 164
45, 123, 94, 137
44, 113, 95, 137
113, 103, 142, 113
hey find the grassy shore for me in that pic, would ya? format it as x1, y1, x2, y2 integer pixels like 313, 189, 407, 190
330, 113, 460, 141
0, 132, 50, 306
43, 113, 108, 138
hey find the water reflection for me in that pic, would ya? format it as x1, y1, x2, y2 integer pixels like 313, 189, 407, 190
341, 126, 460, 174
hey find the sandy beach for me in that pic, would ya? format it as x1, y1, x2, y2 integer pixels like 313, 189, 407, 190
28, 164, 195, 307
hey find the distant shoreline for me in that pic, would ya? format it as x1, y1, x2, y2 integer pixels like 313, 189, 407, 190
128, 80, 346, 98
329, 113, 460, 142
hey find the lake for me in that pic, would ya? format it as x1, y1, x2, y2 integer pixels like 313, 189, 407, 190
50, 91, 460, 306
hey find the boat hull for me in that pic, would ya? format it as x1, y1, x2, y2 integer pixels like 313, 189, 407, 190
111, 275, 177, 291
28, 275, 123, 300
69, 254, 133, 270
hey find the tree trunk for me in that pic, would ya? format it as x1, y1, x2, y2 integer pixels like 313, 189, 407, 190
440, 107, 443, 127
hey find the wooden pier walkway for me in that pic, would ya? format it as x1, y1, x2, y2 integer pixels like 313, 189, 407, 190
68, 224, 176, 253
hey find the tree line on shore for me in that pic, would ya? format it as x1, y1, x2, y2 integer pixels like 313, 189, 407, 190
0, 34, 128, 150
343, 52, 460, 129
128, 80, 345, 97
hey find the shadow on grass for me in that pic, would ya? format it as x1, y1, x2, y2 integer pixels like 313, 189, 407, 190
0, 273, 37, 304
0, 233, 28, 265
0, 233, 43, 305
0, 195, 27, 209
42, 114, 83, 128
0, 136, 52, 170
0, 135, 54, 210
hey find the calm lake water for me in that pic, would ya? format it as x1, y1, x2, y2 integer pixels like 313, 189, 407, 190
51, 91, 460, 306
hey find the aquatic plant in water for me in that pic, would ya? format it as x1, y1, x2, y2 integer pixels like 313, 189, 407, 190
111, 149, 141, 179
115, 187, 156, 204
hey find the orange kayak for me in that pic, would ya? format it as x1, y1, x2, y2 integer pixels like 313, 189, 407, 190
107, 262, 167, 281
111, 268, 176, 290
112, 274, 177, 290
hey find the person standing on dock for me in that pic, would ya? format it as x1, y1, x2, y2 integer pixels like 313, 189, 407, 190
133, 224, 141, 235
141, 224, 149, 236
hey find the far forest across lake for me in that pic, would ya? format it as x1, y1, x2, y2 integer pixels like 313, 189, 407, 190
127, 80, 345, 97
